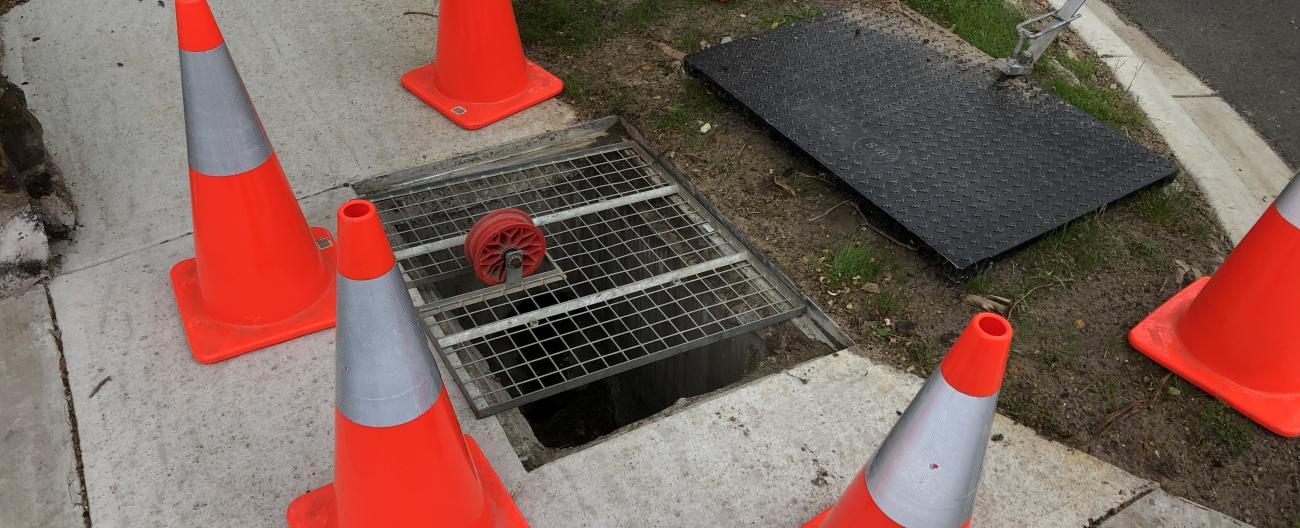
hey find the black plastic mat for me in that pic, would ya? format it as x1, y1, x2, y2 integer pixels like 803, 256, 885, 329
685, 10, 1176, 269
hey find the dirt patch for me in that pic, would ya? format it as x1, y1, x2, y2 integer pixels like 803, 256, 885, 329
518, 0, 1298, 525
0, 0, 26, 16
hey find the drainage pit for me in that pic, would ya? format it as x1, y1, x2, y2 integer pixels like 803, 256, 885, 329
363, 118, 852, 465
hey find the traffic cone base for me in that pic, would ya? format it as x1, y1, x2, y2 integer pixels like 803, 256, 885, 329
1130, 276, 1300, 436
170, 226, 337, 364
400, 61, 562, 130
802, 469, 901, 528
286, 433, 525, 528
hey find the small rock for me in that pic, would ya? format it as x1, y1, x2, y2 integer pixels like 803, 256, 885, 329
698, 122, 712, 134
721, 36, 734, 44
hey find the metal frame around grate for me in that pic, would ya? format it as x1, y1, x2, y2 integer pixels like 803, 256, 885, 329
367, 142, 805, 417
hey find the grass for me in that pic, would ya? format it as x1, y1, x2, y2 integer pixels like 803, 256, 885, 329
869, 290, 907, 318
1020, 214, 1119, 278
902, 0, 1025, 57
518, 0, 717, 52
902, 0, 1147, 135
827, 243, 891, 285
755, 3, 823, 29
1198, 400, 1253, 458
654, 80, 726, 133
963, 270, 994, 294
515, 0, 608, 49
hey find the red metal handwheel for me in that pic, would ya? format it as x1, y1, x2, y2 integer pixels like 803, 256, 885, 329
464, 208, 546, 285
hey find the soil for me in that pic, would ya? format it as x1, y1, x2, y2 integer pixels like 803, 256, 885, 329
519, 0, 1300, 526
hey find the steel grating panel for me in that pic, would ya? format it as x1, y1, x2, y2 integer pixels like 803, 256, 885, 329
685, 9, 1177, 269
367, 142, 805, 417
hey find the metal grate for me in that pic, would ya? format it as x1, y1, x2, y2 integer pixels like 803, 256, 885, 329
368, 143, 805, 417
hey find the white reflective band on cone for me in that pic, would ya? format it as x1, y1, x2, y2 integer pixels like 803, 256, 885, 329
179, 43, 273, 177
866, 369, 998, 527
1274, 173, 1300, 228
336, 267, 441, 428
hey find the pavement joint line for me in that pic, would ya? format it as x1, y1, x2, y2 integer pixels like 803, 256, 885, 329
43, 284, 92, 528
1087, 485, 1159, 527
56, 183, 353, 276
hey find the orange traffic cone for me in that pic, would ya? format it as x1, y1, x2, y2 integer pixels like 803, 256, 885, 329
400, 0, 563, 130
170, 0, 336, 364
286, 200, 528, 528
804, 313, 1013, 528
1130, 177, 1300, 437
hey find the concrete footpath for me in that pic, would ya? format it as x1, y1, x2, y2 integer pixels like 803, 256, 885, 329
0, 0, 1253, 526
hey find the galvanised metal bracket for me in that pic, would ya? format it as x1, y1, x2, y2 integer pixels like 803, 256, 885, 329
994, 0, 1087, 76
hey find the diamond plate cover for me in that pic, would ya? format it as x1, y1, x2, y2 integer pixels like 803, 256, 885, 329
685, 10, 1176, 269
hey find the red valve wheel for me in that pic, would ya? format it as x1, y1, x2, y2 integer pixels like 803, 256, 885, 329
464, 208, 546, 285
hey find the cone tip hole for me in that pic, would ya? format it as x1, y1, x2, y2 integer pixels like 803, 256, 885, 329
975, 313, 1010, 338
341, 201, 374, 220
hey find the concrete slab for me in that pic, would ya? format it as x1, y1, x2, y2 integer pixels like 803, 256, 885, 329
1, 0, 575, 273
511, 352, 1155, 527
0, 286, 84, 527
47, 186, 523, 527
1101, 490, 1254, 528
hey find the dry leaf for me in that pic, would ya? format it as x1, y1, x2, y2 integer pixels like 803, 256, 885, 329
773, 174, 797, 197
963, 294, 1007, 313
862, 282, 882, 293
654, 41, 686, 61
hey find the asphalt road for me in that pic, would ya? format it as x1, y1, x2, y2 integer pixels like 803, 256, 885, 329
1106, 0, 1300, 166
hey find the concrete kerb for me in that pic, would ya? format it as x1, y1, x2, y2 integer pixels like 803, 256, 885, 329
512, 351, 1156, 527
1047, 0, 1295, 242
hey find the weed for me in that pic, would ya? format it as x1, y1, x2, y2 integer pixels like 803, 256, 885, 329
902, 338, 937, 374
673, 25, 706, 54
870, 290, 907, 318
1199, 400, 1252, 458
963, 270, 994, 294
829, 243, 891, 285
